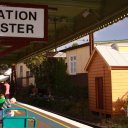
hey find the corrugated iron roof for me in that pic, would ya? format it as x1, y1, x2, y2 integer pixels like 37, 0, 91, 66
96, 45, 128, 66
54, 52, 66, 58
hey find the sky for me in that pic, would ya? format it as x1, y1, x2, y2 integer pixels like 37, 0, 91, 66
57, 17, 128, 51
94, 17, 128, 41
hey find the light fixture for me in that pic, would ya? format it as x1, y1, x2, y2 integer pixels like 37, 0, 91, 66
82, 9, 90, 18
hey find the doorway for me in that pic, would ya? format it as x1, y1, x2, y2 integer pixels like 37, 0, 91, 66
95, 77, 104, 109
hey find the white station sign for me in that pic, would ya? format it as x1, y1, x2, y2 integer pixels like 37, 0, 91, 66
0, 5, 47, 40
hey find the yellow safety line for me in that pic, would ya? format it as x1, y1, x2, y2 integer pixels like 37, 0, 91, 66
16, 103, 71, 128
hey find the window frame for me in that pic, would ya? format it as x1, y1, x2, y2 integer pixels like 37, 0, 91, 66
69, 55, 77, 75
20, 65, 23, 78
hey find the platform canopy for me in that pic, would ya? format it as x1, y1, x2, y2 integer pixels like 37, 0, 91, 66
0, 0, 128, 64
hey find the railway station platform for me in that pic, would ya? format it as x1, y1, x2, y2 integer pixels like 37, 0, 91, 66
0, 102, 93, 128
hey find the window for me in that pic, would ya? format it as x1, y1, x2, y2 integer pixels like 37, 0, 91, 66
26, 71, 29, 77
20, 66, 23, 77
69, 55, 76, 75
26, 71, 29, 85
30, 71, 33, 77
26, 71, 33, 77
95, 77, 104, 109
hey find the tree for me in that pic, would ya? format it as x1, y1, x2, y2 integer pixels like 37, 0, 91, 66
24, 53, 75, 98
72, 43, 78, 47
0, 64, 10, 74
24, 52, 46, 88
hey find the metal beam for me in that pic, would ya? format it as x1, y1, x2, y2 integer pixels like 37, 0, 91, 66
1, 0, 102, 9
0, 42, 29, 57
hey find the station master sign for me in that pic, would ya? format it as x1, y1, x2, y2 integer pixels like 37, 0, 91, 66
0, 3, 48, 41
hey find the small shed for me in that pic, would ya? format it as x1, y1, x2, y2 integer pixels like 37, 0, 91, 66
85, 44, 128, 116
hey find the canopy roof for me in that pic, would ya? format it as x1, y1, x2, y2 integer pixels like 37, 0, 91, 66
0, 0, 128, 64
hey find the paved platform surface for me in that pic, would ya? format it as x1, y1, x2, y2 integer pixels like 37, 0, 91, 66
0, 102, 92, 128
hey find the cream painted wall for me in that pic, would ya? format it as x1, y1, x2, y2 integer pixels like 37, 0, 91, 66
111, 70, 128, 115
118, 46, 128, 52
66, 46, 90, 74
16, 63, 35, 86
111, 70, 128, 102
16, 63, 27, 78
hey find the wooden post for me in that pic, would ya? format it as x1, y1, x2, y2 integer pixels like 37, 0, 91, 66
89, 33, 94, 55
11, 64, 17, 95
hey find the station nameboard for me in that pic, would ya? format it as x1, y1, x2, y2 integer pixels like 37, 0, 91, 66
0, 3, 48, 41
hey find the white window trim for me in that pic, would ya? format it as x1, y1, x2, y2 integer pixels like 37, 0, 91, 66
20, 65, 23, 78
69, 55, 77, 75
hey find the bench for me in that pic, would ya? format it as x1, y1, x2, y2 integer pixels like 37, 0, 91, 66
2, 108, 36, 128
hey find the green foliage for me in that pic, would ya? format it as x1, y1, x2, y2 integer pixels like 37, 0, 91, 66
24, 52, 46, 70
24, 54, 76, 98
38, 57, 75, 98
0, 64, 10, 69
0, 64, 10, 74
24, 52, 46, 88
72, 43, 78, 47
50, 58, 75, 97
